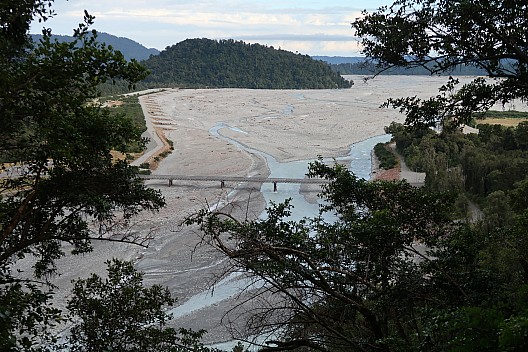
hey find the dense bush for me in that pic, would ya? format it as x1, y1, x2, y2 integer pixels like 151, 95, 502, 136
374, 142, 398, 169
142, 38, 353, 89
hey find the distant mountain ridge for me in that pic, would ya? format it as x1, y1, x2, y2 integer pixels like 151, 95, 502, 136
328, 61, 488, 76
30, 32, 159, 61
312, 56, 365, 65
313, 56, 488, 76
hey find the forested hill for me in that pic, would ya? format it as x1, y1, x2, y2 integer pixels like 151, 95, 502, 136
313, 56, 487, 75
141, 38, 353, 89
312, 56, 365, 65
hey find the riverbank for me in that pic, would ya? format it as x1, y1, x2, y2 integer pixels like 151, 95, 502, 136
49, 76, 454, 345
128, 78, 444, 343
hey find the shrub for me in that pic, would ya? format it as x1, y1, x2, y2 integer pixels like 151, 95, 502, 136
374, 143, 398, 170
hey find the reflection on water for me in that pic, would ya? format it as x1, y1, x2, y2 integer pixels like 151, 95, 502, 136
261, 133, 391, 221
282, 104, 294, 115
340, 134, 391, 180
168, 272, 262, 319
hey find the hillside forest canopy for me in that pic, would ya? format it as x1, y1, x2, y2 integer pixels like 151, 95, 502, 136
94, 37, 353, 95
139, 38, 353, 90
30, 32, 160, 61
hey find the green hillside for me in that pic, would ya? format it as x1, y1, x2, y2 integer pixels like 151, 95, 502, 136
141, 38, 352, 89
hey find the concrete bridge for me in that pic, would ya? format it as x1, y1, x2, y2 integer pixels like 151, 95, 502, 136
139, 174, 330, 191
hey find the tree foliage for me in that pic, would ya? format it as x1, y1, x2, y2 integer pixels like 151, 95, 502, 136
67, 259, 212, 352
373, 143, 398, 170
188, 161, 468, 351
352, 0, 528, 129
0, 1, 165, 349
142, 38, 353, 89
388, 121, 528, 198
329, 60, 488, 76
188, 158, 528, 351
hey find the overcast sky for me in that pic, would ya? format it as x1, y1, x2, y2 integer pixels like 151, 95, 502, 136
33, 0, 392, 57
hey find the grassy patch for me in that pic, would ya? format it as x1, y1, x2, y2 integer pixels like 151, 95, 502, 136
106, 96, 146, 132
474, 110, 528, 127
105, 95, 146, 153
477, 118, 528, 127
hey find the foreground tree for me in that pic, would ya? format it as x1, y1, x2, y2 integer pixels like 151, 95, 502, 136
0, 1, 164, 349
188, 160, 528, 351
67, 259, 212, 352
188, 161, 461, 351
352, 0, 528, 129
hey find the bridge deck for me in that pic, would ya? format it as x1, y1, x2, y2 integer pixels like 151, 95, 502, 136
139, 174, 330, 184
138, 174, 423, 188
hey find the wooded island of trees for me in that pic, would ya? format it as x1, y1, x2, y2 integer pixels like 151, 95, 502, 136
140, 38, 353, 89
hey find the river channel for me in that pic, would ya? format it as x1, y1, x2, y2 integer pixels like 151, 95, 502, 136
167, 126, 391, 348
211, 123, 390, 221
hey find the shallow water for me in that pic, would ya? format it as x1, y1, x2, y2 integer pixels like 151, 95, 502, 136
211, 123, 390, 219
209, 123, 390, 221
171, 127, 391, 345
